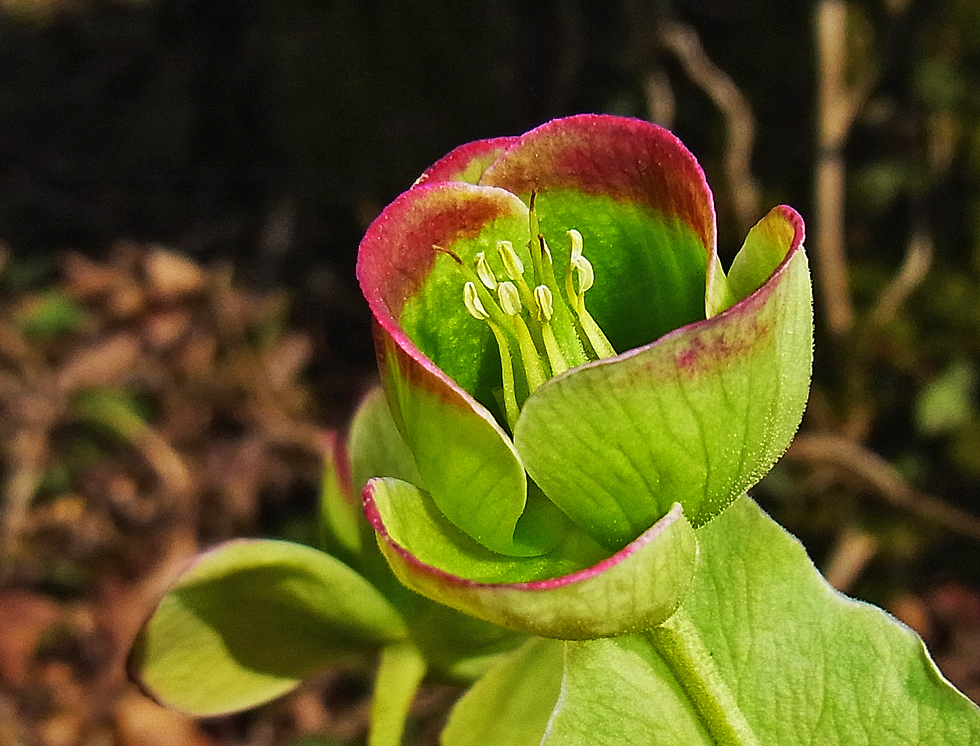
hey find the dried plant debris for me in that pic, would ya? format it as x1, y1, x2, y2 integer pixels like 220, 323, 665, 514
0, 244, 371, 746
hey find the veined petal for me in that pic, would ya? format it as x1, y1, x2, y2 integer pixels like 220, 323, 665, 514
364, 478, 698, 639
514, 206, 811, 548
727, 204, 806, 303
481, 115, 714, 239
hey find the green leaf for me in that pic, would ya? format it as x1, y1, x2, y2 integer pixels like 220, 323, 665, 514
682, 497, 980, 744
443, 638, 564, 746
14, 289, 88, 338
403, 599, 524, 682
543, 497, 980, 745
130, 539, 407, 716
72, 388, 150, 441
515, 240, 812, 547
915, 359, 977, 436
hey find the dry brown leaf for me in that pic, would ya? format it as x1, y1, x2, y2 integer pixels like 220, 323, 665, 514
0, 591, 61, 688
142, 248, 206, 302
55, 333, 141, 393
142, 309, 193, 352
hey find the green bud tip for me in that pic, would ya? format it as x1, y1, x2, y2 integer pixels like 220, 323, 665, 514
497, 241, 524, 279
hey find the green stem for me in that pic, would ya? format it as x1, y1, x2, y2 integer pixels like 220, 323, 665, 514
646, 608, 761, 746
487, 320, 521, 429
512, 314, 549, 390
369, 641, 428, 746
539, 320, 570, 375
574, 306, 617, 359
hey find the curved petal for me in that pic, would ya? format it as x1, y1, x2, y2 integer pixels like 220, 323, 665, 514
481, 114, 723, 348
480, 115, 715, 238
514, 207, 811, 548
727, 204, 806, 302
364, 479, 698, 639
357, 182, 535, 555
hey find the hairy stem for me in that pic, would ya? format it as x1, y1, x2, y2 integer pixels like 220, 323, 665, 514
647, 608, 761, 746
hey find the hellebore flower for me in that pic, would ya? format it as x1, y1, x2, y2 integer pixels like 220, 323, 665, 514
357, 114, 811, 639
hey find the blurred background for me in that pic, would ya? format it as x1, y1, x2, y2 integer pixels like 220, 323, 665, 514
1, 0, 980, 744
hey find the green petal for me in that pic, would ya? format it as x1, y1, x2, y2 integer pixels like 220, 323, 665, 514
129, 539, 407, 716
480, 114, 717, 351
531, 191, 708, 355
365, 478, 698, 639
346, 386, 424, 495
514, 234, 812, 548
375, 330, 533, 555
342, 387, 527, 680
360, 183, 537, 554
359, 181, 530, 405
726, 205, 806, 309
480, 115, 715, 251
318, 430, 362, 563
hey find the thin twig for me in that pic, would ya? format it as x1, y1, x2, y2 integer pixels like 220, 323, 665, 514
787, 433, 980, 541
815, 0, 855, 337
658, 20, 760, 236
869, 227, 933, 328
643, 68, 676, 129
823, 526, 879, 592
814, 0, 884, 338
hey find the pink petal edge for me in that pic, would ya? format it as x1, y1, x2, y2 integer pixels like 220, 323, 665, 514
362, 482, 684, 592
414, 136, 518, 186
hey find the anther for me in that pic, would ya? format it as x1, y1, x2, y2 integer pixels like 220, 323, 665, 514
533, 285, 554, 322
463, 281, 490, 320
561, 230, 615, 359
496, 280, 547, 390
497, 281, 523, 317
475, 252, 497, 290
571, 256, 594, 294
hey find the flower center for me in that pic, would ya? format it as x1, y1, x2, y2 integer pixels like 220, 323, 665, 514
439, 196, 615, 430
